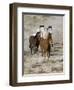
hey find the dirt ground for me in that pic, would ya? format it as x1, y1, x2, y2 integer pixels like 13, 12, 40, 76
24, 43, 63, 75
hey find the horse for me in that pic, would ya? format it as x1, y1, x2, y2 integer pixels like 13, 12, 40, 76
39, 29, 53, 58
29, 32, 41, 55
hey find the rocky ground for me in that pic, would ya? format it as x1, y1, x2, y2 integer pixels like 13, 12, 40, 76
24, 43, 63, 75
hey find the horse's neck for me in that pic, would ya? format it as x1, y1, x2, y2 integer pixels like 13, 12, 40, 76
34, 35, 37, 39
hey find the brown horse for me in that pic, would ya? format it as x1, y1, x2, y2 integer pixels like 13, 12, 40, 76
39, 31, 53, 58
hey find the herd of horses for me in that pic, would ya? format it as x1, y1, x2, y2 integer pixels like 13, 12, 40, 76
29, 25, 53, 58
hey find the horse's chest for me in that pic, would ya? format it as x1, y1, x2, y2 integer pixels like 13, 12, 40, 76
40, 38, 49, 49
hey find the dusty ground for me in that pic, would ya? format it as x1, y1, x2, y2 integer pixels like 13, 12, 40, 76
24, 43, 63, 75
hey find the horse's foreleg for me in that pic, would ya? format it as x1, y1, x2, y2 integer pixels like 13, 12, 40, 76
51, 39, 53, 47
31, 48, 33, 55
48, 44, 51, 57
42, 50, 43, 56
47, 51, 50, 58
41, 49, 44, 56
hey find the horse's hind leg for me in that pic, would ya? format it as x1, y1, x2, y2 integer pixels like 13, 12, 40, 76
48, 44, 51, 57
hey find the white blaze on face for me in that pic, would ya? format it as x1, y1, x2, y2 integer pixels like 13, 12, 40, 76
43, 30, 48, 39
40, 27, 45, 32
48, 28, 52, 34
40, 28, 48, 39
40, 27, 44, 38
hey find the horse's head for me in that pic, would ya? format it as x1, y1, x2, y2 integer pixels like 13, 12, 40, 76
47, 26, 52, 34
35, 32, 41, 41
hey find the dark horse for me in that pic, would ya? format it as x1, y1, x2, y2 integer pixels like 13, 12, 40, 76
29, 32, 40, 54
